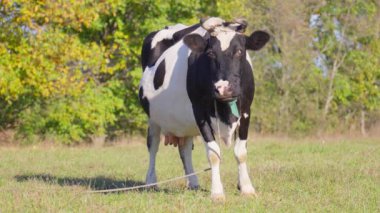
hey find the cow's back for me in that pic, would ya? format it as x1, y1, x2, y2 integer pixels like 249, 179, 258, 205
141, 24, 188, 69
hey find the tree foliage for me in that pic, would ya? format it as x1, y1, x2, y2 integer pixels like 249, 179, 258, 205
242, 0, 380, 135
0, 0, 379, 143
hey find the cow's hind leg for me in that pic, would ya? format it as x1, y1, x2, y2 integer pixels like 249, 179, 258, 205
234, 109, 256, 196
178, 137, 199, 190
145, 121, 161, 188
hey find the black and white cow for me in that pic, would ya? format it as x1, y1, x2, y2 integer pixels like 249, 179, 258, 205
139, 17, 269, 201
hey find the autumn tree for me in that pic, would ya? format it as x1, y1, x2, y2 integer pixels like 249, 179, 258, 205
315, 0, 380, 134
0, 0, 252, 143
0, 0, 379, 143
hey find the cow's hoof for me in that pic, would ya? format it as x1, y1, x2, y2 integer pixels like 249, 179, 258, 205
144, 185, 159, 191
238, 184, 257, 197
188, 185, 200, 190
241, 190, 258, 198
211, 193, 225, 203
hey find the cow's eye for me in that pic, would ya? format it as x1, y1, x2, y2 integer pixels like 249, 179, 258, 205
235, 49, 243, 57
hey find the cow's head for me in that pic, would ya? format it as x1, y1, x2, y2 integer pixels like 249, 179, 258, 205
183, 17, 269, 102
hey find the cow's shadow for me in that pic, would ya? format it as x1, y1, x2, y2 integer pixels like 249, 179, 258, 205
14, 174, 171, 194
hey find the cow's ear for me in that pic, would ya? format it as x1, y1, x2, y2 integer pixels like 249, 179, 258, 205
183, 34, 206, 53
246, 31, 270, 51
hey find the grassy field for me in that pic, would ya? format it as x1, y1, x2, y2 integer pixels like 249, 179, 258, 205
0, 137, 379, 212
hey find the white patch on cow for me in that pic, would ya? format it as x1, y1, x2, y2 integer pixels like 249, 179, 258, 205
211, 117, 239, 148
202, 17, 225, 31
245, 51, 253, 67
243, 113, 249, 118
228, 23, 241, 28
215, 28, 237, 51
151, 24, 188, 49
204, 141, 224, 199
234, 139, 256, 195
140, 26, 208, 137
178, 137, 199, 189
167, 23, 188, 30
214, 80, 230, 96
214, 80, 229, 88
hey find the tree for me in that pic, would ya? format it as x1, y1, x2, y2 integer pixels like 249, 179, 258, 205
316, 0, 380, 134
1, 0, 379, 143
0, 0, 253, 143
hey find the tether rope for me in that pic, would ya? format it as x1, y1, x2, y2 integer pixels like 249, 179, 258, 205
86, 167, 211, 194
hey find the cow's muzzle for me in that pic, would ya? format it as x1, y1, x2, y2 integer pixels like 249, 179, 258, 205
214, 80, 238, 102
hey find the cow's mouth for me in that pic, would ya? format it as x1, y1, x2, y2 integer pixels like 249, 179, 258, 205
214, 94, 238, 102
213, 81, 239, 102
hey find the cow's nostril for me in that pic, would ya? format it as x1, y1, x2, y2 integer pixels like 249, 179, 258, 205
214, 80, 233, 98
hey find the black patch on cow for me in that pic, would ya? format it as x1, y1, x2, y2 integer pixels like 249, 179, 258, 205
187, 34, 243, 127
147, 129, 151, 149
141, 32, 175, 70
184, 34, 207, 52
186, 51, 216, 142
141, 24, 201, 70
214, 101, 239, 126
237, 59, 255, 140
192, 105, 216, 142
153, 60, 166, 90
246, 31, 270, 51
185, 32, 257, 142
141, 31, 158, 69
138, 87, 150, 117
172, 24, 200, 41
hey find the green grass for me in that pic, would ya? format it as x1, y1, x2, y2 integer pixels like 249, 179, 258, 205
0, 137, 379, 212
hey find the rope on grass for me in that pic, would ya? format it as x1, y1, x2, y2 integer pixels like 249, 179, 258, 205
86, 167, 211, 194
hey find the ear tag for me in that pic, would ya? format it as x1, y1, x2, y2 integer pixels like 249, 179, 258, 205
228, 100, 240, 117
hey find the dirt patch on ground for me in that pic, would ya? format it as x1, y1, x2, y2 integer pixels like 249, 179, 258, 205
0, 129, 17, 145
367, 122, 380, 138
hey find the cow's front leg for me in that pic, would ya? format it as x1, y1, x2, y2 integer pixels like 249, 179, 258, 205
193, 107, 225, 201
234, 110, 256, 196
178, 137, 199, 190
234, 138, 256, 196
145, 121, 161, 187
204, 140, 224, 201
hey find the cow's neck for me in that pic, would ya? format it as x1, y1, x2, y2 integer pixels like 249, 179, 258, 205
213, 100, 239, 126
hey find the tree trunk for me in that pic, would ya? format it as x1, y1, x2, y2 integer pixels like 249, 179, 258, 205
322, 52, 346, 120
322, 61, 338, 120
361, 109, 367, 136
